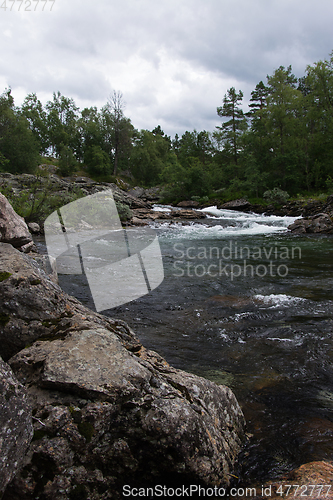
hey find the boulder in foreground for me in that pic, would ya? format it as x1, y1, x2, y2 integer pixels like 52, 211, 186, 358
0, 356, 33, 495
0, 242, 245, 497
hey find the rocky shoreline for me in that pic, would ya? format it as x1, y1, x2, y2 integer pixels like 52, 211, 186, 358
1, 177, 333, 497
1, 172, 333, 234
0, 191, 246, 497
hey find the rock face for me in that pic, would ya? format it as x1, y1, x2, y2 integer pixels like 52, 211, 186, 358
0, 193, 34, 252
0, 242, 245, 497
128, 186, 162, 202
0, 356, 33, 495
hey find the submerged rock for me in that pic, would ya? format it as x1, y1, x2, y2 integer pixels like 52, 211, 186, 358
0, 242, 245, 497
0, 357, 33, 495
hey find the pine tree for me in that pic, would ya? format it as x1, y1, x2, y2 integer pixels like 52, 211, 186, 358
216, 87, 247, 165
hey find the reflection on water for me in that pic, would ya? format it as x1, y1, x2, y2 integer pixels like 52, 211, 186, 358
41, 206, 333, 483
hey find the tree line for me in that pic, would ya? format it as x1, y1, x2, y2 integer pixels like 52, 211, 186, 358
1, 51, 333, 202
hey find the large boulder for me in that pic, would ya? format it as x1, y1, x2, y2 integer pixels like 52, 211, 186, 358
0, 193, 34, 252
0, 242, 245, 497
0, 356, 33, 495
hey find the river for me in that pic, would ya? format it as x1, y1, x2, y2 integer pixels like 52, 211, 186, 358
52, 206, 333, 485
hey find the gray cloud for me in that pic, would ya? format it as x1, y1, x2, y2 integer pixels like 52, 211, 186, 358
1, 0, 332, 137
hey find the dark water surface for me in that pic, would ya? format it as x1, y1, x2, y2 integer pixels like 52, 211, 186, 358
39, 208, 333, 485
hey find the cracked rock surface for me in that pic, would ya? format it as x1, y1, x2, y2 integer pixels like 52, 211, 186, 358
0, 242, 245, 498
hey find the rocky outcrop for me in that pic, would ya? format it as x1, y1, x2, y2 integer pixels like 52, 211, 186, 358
130, 207, 207, 225
0, 242, 245, 497
0, 357, 33, 495
127, 186, 162, 202
288, 212, 333, 234
0, 193, 34, 252
287, 195, 333, 234
0, 172, 151, 213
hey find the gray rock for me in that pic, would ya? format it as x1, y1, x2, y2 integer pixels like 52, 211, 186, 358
8, 331, 244, 493
0, 242, 245, 496
288, 214, 333, 234
177, 200, 200, 208
0, 356, 33, 495
128, 186, 162, 202
219, 198, 251, 210
27, 222, 40, 234
0, 193, 34, 252
169, 209, 206, 219
0, 243, 140, 361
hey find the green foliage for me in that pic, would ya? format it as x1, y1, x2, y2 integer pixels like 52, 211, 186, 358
216, 87, 248, 166
0, 271, 12, 282
0, 173, 85, 223
0, 89, 40, 174
84, 145, 111, 177
58, 144, 77, 176
263, 187, 290, 205
115, 201, 132, 221
130, 129, 172, 186
326, 176, 333, 193
45, 91, 79, 158
21, 92, 49, 154
2, 50, 333, 201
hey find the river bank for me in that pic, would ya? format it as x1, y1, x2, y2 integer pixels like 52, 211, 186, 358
1, 171, 333, 234
1, 175, 333, 496
0, 192, 246, 497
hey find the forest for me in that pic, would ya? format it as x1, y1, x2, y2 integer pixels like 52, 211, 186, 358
1, 51, 333, 204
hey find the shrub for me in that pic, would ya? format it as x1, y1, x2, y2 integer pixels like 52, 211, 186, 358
263, 187, 289, 205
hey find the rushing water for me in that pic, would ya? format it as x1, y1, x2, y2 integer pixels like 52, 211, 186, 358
48, 207, 333, 485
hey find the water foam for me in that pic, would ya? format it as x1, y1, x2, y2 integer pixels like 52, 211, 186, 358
254, 294, 306, 308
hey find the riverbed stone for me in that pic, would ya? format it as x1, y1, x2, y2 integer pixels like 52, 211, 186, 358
0, 241, 245, 496
0, 356, 33, 495
242, 461, 333, 499
0, 193, 34, 252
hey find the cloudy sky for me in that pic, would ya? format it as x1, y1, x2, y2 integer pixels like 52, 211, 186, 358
1, 0, 332, 137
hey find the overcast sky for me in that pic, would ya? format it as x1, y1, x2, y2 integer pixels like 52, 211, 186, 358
1, 0, 332, 137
